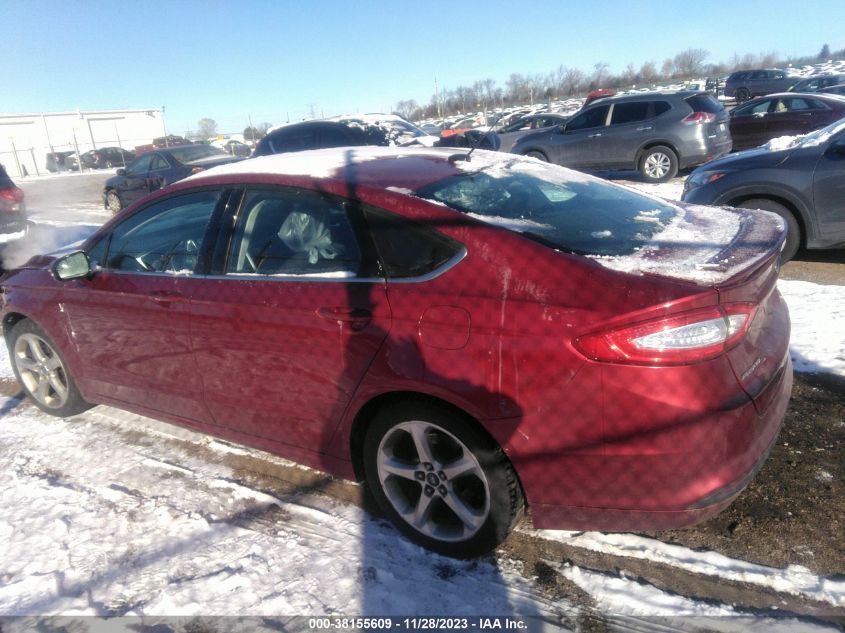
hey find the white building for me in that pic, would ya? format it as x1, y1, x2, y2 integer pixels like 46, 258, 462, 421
0, 108, 166, 178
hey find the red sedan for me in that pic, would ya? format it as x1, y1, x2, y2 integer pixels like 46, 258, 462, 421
0, 147, 792, 557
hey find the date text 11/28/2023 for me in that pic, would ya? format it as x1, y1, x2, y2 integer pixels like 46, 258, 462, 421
306, 617, 529, 630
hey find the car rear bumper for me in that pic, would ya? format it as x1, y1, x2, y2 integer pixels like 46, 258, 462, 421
501, 354, 792, 532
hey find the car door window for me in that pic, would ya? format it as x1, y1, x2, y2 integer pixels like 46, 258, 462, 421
269, 128, 317, 153
784, 97, 825, 111
126, 154, 153, 175
150, 155, 169, 170
100, 191, 219, 273
610, 102, 650, 125
227, 189, 371, 277
735, 99, 773, 116
566, 105, 610, 131
318, 127, 355, 147
363, 207, 464, 279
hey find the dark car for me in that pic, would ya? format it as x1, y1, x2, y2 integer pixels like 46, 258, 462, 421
728, 92, 845, 152
788, 74, 845, 93
103, 144, 243, 212
1, 147, 790, 557
496, 113, 571, 152
253, 115, 490, 157
725, 68, 801, 102
510, 91, 732, 182
820, 83, 845, 97
45, 151, 79, 173
0, 164, 27, 236
683, 119, 845, 262
80, 147, 135, 170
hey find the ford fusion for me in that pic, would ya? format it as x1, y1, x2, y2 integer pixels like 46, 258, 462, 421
0, 147, 792, 557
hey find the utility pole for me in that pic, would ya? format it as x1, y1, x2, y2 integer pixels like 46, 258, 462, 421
435, 77, 442, 119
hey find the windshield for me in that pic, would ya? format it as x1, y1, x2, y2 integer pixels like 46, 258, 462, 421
415, 158, 677, 256
169, 144, 227, 163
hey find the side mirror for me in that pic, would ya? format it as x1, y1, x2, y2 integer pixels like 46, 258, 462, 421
559, 124, 568, 134
53, 251, 92, 281
116, 168, 127, 176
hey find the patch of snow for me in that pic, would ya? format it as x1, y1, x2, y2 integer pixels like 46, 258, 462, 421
559, 564, 839, 631
533, 530, 845, 607
778, 280, 845, 376
764, 135, 803, 151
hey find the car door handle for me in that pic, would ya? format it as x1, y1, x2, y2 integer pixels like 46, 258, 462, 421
317, 307, 372, 331
587, 133, 602, 138
149, 290, 184, 305
636, 126, 653, 131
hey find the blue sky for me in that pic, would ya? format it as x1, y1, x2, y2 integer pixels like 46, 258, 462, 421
2, 0, 843, 134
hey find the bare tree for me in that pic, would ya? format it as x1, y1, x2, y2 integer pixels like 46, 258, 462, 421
639, 60, 658, 84
394, 99, 419, 120
197, 118, 218, 139
673, 48, 709, 78
591, 62, 610, 88
661, 58, 675, 78
562, 68, 586, 96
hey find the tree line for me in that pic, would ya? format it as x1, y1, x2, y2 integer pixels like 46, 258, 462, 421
394, 44, 845, 121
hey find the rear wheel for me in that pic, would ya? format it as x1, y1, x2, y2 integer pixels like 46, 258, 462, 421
362, 401, 524, 558
639, 146, 678, 182
737, 198, 801, 263
736, 88, 750, 103
9, 319, 92, 417
106, 189, 122, 213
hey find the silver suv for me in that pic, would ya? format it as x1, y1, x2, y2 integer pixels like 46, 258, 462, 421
509, 91, 732, 182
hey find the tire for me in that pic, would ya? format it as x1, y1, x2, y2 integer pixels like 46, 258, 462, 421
737, 198, 801, 263
525, 150, 548, 162
105, 160, 114, 169
639, 145, 678, 183
9, 319, 92, 417
106, 189, 122, 213
362, 401, 524, 558
736, 88, 750, 103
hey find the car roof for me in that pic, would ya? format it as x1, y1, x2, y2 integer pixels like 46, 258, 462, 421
185, 146, 494, 192
590, 90, 701, 105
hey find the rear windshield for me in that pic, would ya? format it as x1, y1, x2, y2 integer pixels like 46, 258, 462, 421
415, 158, 677, 256
685, 94, 724, 114
169, 145, 227, 163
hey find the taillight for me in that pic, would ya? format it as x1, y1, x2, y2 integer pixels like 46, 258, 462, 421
574, 303, 757, 365
0, 187, 23, 211
682, 112, 717, 124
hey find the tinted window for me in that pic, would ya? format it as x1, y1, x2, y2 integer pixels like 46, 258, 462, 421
150, 155, 169, 170
319, 126, 357, 147
733, 99, 773, 116
684, 94, 723, 114
270, 128, 316, 153
654, 101, 671, 116
784, 97, 826, 111
750, 71, 768, 80
169, 145, 226, 163
566, 105, 610, 131
364, 207, 463, 279
415, 159, 677, 257
127, 154, 153, 174
610, 102, 650, 125
227, 189, 368, 277
103, 191, 219, 273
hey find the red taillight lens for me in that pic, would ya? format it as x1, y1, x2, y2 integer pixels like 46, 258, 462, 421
0, 187, 24, 203
574, 303, 757, 365
682, 112, 717, 124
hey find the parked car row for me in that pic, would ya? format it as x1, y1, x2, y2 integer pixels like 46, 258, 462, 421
0, 163, 27, 237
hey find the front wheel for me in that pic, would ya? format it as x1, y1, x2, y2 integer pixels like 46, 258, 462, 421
639, 146, 678, 182
106, 189, 122, 213
363, 402, 524, 558
736, 88, 751, 103
9, 319, 92, 417
737, 198, 801, 263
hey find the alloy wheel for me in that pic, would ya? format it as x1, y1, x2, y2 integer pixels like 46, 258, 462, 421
376, 421, 491, 542
643, 152, 672, 180
13, 333, 70, 409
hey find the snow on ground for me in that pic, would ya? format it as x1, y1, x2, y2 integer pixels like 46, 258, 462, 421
0, 387, 571, 619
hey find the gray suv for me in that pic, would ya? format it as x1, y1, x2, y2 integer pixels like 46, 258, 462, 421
509, 91, 732, 182
725, 69, 800, 102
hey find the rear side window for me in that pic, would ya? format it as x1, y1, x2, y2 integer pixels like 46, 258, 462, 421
269, 128, 317, 153
610, 102, 650, 125
567, 104, 610, 131
364, 207, 463, 279
684, 94, 724, 114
